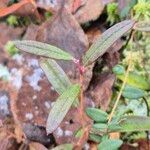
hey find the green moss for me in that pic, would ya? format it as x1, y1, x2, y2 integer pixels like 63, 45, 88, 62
133, 0, 150, 20
106, 2, 120, 25
5, 41, 18, 56
6, 15, 19, 26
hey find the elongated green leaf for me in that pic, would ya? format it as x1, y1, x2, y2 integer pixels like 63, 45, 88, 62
40, 59, 79, 106
75, 128, 84, 138
118, 116, 150, 132
108, 123, 122, 132
112, 65, 125, 75
13, 40, 74, 60
89, 134, 102, 143
86, 108, 108, 123
98, 139, 123, 150
82, 20, 134, 66
113, 65, 150, 90
51, 144, 73, 150
122, 85, 145, 99
46, 84, 80, 134
40, 59, 71, 94
117, 72, 150, 90
93, 123, 108, 133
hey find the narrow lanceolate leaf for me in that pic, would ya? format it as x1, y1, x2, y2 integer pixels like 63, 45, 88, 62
86, 108, 108, 123
82, 20, 134, 66
40, 59, 71, 94
108, 123, 122, 132
118, 116, 150, 132
89, 134, 102, 143
51, 144, 73, 150
13, 40, 74, 61
98, 139, 123, 150
92, 123, 108, 133
46, 84, 80, 134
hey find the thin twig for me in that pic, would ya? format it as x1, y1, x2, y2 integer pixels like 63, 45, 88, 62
120, 29, 134, 53
108, 53, 132, 123
79, 73, 85, 127
143, 97, 150, 149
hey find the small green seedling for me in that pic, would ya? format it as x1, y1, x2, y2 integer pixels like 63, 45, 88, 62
12, 20, 150, 149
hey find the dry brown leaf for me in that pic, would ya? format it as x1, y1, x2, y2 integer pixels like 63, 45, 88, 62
0, 122, 19, 150
90, 142, 98, 150
36, 0, 104, 24
0, 23, 25, 45
74, 0, 104, 24
0, 0, 9, 9
0, 0, 35, 18
103, 39, 123, 69
89, 73, 115, 110
86, 26, 101, 46
23, 24, 39, 40
14, 125, 25, 143
36, 0, 86, 13
109, 132, 120, 139
29, 142, 48, 150
70, 0, 86, 13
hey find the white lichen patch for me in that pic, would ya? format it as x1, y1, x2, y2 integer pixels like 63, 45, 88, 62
28, 58, 39, 68
54, 127, 63, 137
37, 0, 57, 8
64, 130, 73, 136
34, 106, 38, 110
12, 54, 24, 65
25, 113, 33, 120
64, 121, 69, 125
26, 68, 43, 91
83, 143, 90, 150
32, 95, 37, 100
0, 64, 11, 81
22, 102, 26, 106
44, 101, 51, 109
91, 100, 95, 107
51, 86, 55, 91
35, 110, 39, 115
0, 94, 9, 115
51, 102, 55, 107
10, 68, 23, 90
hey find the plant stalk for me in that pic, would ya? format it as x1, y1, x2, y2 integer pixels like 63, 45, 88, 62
108, 53, 132, 123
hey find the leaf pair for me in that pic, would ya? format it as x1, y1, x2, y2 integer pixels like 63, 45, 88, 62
86, 107, 150, 133
40, 59, 80, 134
14, 20, 134, 66
46, 84, 80, 134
